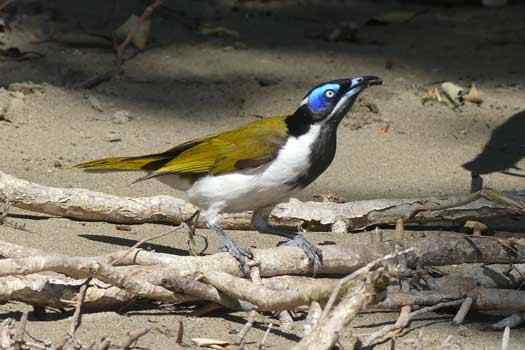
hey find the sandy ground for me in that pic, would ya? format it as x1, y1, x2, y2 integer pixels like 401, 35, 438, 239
1, 0, 525, 348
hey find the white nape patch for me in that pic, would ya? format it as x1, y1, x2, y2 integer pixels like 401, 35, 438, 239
185, 124, 322, 215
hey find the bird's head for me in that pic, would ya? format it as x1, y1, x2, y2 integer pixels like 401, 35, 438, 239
288, 76, 382, 135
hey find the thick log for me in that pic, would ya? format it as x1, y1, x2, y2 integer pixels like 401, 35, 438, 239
1, 171, 524, 232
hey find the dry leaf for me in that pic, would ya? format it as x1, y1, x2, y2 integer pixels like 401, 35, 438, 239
463, 83, 483, 105
421, 87, 442, 105
379, 124, 390, 133
114, 15, 151, 50
441, 82, 465, 107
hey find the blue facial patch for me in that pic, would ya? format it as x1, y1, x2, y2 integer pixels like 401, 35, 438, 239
307, 83, 341, 113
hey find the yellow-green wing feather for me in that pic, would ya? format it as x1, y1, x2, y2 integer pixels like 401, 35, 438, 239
75, 116, 288, 180
151, 116, 288, 177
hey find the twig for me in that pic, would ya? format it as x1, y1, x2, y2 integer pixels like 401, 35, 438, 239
292, 269, 388, 350
74, 70, 116, 90
68, 280, 91, 338
110, 230, 177, 266
13, 311, 27, 350
303, 301, 322, 337
501, 326, 510, 350
258, 323, 272, 349
320, 248, 414, 322
176, 320, 184, 345
364, 299, 465, 347
236, 310, 256, 348
492, 313, 525, 330
452, 296, 473, 325
120, 327, 151, 349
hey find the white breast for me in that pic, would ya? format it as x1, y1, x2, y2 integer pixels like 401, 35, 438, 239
182, 124, 321, 213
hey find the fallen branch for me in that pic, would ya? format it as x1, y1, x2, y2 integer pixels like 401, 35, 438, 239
2, 232, 525, 278
293, 271, 387, 350
363, 299, 466, 347
1, 171, 524, 231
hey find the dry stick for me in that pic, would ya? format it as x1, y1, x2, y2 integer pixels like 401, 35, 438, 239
13, 311, 28, 350
120, 327, 152, 350
68, 281, 90, 338
492, 313, 525, 330
501, 326, 510, 350
258, 323, 272, 350
109, 229, 178, 266
363, 299, 465, 347
7, 233, 525, 279
236, 310, 256, 349
452, 296, 474, 325
292, 272, 384, 350
292, 250, 413, 350
2, 171, 525, 231
303, 301, 322, 337
236, 264, 261, 347
320, 248, 414, 322
176, 320, 184, 345
408, 188, 525, 221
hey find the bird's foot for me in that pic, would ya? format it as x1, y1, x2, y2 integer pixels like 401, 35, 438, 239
219, 236, 253, 276
281, 234, 322, 275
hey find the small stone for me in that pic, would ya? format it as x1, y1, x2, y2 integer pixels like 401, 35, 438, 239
87, 95, 104, 112
112, 110, 132, 124
53, 160, 63, 168
105, 131, 122, 142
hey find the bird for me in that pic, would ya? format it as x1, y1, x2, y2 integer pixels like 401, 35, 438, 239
75, 75, 382, 274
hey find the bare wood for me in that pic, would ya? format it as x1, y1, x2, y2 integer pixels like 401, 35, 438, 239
68, 281, 90, 338
452, 296, 474, 325
120, 328, 151, 350
364, 299, 465, 347
292, 275, 382, 350
501, 326, 510, 350
203, 271, 321, 311
303, 301, 322, 337
492, 313, 525, 330
2, 232, 525, 280
2, 171, 525, 231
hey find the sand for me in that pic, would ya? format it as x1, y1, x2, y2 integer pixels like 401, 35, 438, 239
1, 0, 524, 348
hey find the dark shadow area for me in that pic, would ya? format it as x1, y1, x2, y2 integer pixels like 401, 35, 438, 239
1, 0, 525, 120
463, 111, 525, 177
79, 234, 189, 256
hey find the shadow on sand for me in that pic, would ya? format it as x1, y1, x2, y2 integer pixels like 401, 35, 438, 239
463, 110, 525, 179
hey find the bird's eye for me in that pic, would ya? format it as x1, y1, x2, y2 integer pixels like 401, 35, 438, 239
325, 90, 335, 98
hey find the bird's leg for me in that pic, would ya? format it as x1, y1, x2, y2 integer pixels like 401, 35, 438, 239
252, 207, 322, 274
208, 222, 252, 276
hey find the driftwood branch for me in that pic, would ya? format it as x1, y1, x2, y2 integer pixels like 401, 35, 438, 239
1, 171, 524, 231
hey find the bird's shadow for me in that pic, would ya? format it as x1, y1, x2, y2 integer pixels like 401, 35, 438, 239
463, 110, 525, 177
78, 234, 189, 256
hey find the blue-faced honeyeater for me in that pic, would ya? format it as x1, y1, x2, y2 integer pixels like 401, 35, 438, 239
75, 76, 382, 273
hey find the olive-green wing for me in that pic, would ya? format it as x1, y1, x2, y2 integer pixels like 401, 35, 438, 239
146, 116, 288, 179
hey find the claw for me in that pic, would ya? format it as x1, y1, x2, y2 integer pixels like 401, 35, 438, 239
219, 236, 253, 276
281, 234, 323, 275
